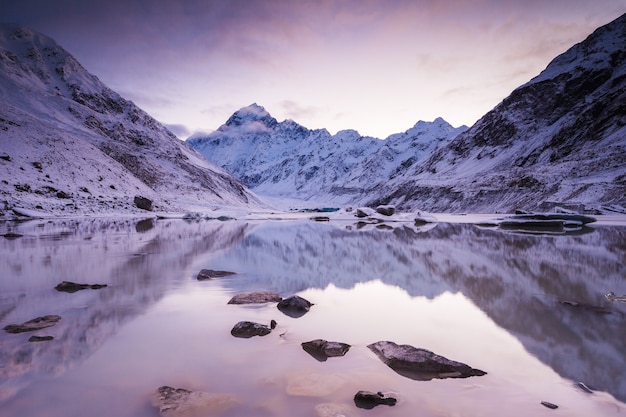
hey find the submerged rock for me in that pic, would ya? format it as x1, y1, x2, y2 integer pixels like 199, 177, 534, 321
152, 385, 238, 417
55, 281, 107, 293
301, 339, 351, 362
314, 402, 355, 417
4, 315, 61, 334
227, 292, 282, 304
230, 320, 275, 338
196, 269, 236, 281
277, 295, 314, 318
367, 341, 486, 381
353, 391, 397, 409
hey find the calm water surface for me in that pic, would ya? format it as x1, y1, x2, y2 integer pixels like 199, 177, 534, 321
0, 218, 625, 417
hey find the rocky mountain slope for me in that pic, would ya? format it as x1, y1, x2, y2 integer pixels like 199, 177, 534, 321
0, 24, 263, 218
188, 104, 466, 205
369, 13, 626, 213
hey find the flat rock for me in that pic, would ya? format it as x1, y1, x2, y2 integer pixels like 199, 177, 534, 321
353, 391, 397, 409
197, 269, 236, 281
4, 315, 61, 334
302, 339, 351, 362
367, 341, 486, 381
277, 295, 314, 318
28, 335, 54, 342
227, 292, 282, 305
152, 386, 238, 417
230, 320, 275, 338
55, 281, 107, 293
314, 402, 356, 417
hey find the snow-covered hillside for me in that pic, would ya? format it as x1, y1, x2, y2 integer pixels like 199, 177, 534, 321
0, 24, 264, 218
370, 13, 626, 213
188, 104, 466, 205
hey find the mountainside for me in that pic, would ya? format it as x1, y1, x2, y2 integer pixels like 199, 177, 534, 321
0, 24, 263, 218
370, 13, 626, 213
188, 104, 466, 204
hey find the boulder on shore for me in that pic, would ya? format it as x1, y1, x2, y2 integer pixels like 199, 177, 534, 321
151, 386, 238, 417
196, 269, 236, 281
230, 320, 276, 338
367, 341, 486, 381
375, 205, 395, 216
4, 315, 61, 334
133, 195, 153, 211
277, 295, 314, 318
227, 292, 282, 305
55, 281, 107, 293
355, 207, 375, 218
301, 339, 351, 362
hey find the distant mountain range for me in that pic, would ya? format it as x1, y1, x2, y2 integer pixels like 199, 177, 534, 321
190, 13, 626, 214
0, 23, 263, 218
187, 104, 466, 205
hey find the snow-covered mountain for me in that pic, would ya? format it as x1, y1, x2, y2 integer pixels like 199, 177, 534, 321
0, 24, 263, 218
187, 104, 466, 204
369, 13, 626, 213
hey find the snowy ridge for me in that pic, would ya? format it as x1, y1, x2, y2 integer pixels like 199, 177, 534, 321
188, 104, 466, 205
0, 24, 264, 217
371, 13, 626, 213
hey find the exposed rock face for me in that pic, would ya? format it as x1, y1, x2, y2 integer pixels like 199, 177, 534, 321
196, 269, 236, 281
151, 386, 238, 417
367, 341, 486, 381
353, 391, 397, 409
227, 292, 282, 304
55, 281, 107, 293
301, 339, 351, 361
277, 295, 314, 318
230, 321, 275, 338
3, 315, 61, 333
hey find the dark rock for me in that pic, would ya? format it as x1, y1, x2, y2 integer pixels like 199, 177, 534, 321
135, 218, 154, 232
376, 205, 395, 216
28, 335, 54, 342
56, 190, 71, 199
353, 391, 397, 409
196, 269, 236, 280
55, 281, 107, 293
277, 295, 314, 318
0, 153, 11, 161
134, 195, 153, 211
301, 339, 351, 362
367, 341, 486, 381
4, 315, 61, 334
355, 207, 375, 218
310, 216, 330, 222
230, 321, 274, 338
227, 292, 282, 304
541, 401, 559, 409
2, 232, 23, 239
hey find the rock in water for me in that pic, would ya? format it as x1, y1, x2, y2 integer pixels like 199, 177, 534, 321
277, 295, 314, 318
152, 386, 238, 417
367, 341, 486, 381
227, 292, 282, 304
196, 269, 236, 280
376, 205, 395, 216
353, 391, 397, 409
28, 335, 54, 342
230, 321, 274, 338
4, 315, 61, 333
55, 281, 107, 293
301, 339, 351, 361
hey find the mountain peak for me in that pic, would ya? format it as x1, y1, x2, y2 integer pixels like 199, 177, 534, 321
224, 103, 277, 128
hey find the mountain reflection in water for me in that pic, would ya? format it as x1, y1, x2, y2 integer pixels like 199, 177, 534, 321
0, 218, 624, 416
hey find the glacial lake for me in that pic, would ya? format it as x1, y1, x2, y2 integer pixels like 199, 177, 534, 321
0, 217, 625, 417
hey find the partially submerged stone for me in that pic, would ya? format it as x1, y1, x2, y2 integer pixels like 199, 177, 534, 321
367, 341, 486, 381
230, 320, 276, 338
277, 295, 314, 318
152, 386, 238, 417
196, 269, 236, 281
4, 315, 61, 334
227, 292, 282, 305
353, 391, 397, 409
301, 339, 351, 362
55, 281, 107, 293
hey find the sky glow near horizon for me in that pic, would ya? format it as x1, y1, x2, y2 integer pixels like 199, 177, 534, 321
1, 0, 625, 139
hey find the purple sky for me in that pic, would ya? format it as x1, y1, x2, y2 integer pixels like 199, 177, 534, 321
2, 0, 625, 138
